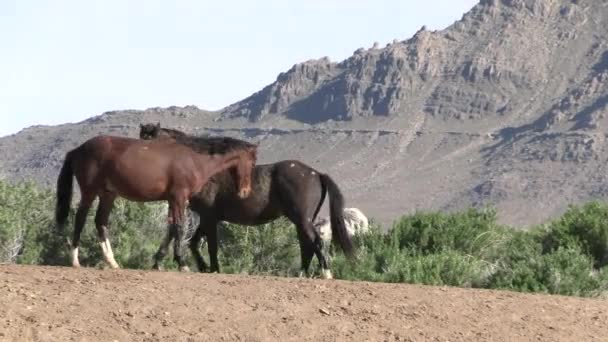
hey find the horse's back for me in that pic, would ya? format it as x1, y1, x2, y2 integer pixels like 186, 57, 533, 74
272, 160, 320, 181
74, 135, 178, 186
81, 134, 196, 161
79, 135, 141, 156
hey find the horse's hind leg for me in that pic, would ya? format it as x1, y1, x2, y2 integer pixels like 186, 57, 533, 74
312, 235, 332, 279
284, 209, 331, 279
202, 219, 222, 273
297, 231, 315, 278
71, 194, 95, 268
279, 197, 325, 278
95, 193, 119, 269
298, 222, 331, 279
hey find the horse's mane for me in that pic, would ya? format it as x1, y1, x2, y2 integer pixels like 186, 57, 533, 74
160, 127, 188, 138
141, 124, 256, 155
175, 134, 256, 155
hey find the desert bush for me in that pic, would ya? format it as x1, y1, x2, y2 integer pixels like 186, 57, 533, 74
0, 181, 54, 263
0, 180, 171, 268
482, 229, 599, 295
540, 202, 608, 268
1, 180, 606, 298
214, 217, 301, 276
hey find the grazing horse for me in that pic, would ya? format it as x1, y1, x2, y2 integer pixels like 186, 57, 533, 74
139, 123, 354, 279
54, 134, 257, 271
315, 207, 370, 244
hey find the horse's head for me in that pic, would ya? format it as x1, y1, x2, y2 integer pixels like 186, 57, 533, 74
140, 123, 189, 142
139, 122, 162, 140
234, 143, 258, 199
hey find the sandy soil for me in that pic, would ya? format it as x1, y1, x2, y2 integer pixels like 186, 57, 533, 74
0, 264, 606, 341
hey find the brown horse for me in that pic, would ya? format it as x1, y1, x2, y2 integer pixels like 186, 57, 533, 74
55, 134, 257, 271
139, 123, 354, 279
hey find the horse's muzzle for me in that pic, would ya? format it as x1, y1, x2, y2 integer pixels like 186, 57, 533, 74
238, 186, 252, 199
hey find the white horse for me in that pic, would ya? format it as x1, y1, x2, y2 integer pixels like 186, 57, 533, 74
314, 207, 369, 244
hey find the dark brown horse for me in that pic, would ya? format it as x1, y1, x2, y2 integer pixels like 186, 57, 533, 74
55, 134, 257, 271
139, 123, 354, 279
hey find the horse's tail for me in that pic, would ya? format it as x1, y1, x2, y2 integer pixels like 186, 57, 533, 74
55, 147, 77, 228
311, 175, 327, 224
319, 173, 354, 258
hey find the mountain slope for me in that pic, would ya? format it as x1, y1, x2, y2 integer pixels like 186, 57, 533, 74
2, 0, 608, 227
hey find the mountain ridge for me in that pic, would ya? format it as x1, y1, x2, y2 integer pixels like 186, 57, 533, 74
2, 0, 608, 227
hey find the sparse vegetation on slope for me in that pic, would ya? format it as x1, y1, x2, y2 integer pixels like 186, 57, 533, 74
4, 1, 608, 229
1, 180, 606, 298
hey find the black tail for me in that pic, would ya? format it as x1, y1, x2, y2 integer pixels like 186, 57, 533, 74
55, 148, 76, 228
319, 173, 354, 258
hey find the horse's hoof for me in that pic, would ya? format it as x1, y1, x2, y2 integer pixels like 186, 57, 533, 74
152, 264, 164, 271
321, 269, 333, 280
179, 266, 191, 272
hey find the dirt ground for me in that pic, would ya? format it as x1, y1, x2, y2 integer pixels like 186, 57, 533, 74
0, 264, 606, 342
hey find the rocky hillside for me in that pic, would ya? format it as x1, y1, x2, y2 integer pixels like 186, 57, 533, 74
2, 0, 608, 227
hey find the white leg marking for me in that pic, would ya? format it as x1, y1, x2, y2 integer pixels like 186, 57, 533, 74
99, 238, 120, 269
71, 247, 80, 268
321, 269, 333, 280
104, 239, 119, 269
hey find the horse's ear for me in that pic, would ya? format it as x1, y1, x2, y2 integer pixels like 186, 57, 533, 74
139, 123, 144, 129
156, 122, 161, 128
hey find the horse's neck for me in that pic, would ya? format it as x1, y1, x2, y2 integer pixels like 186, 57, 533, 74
197, 150, 242, 173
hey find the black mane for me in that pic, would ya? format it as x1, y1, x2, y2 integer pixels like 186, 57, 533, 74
175, 134, 256, 155
140, 123, 187, 139
139, 123, 256, 155
160, 127, 188, 138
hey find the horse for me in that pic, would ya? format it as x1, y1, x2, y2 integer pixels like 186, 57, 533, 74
314, 207, 369, 244
139, 123, 354, 279
54, 133, 258, 271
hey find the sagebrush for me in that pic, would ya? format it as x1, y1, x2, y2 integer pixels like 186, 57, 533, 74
1, 180, 606, 298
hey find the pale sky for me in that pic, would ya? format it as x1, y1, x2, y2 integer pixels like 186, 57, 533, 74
0, 0, 478, 137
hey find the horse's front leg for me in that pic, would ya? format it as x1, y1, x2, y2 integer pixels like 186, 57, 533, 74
153, 227, 174, 271
169, 195, 190, 272
189, 221, 209, 272
173, 223, 190, 272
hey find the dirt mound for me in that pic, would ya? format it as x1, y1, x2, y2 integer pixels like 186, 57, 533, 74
0, 264, 606, 341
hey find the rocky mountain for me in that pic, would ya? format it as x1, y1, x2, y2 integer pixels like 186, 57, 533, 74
2, 0, 608, 227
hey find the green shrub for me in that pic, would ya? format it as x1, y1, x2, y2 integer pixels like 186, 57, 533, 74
541, 202, 608, 268
332, 223, 489, 287
1, 179, 607, 299
0, 181, 55, 264
387, 208, 510, 259
215, 217, 301, 276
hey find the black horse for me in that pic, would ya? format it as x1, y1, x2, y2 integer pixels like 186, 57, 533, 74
139, 123, 354, 279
